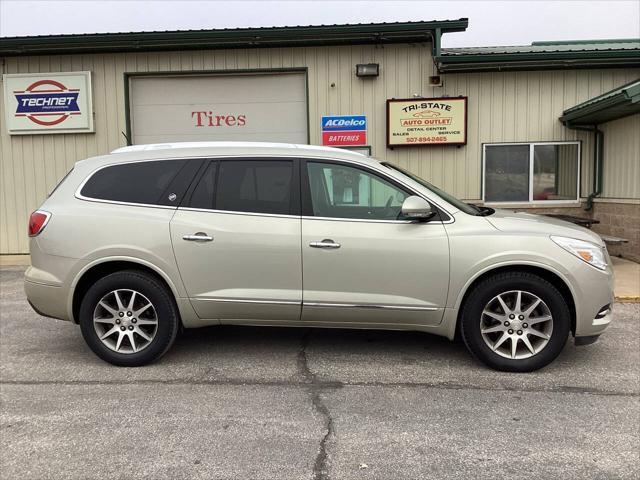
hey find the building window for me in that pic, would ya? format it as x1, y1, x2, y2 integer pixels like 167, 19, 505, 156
483, 142, 580, 203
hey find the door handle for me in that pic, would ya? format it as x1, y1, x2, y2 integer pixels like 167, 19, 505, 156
309, 239, 341, 249
182, 232, 214, 242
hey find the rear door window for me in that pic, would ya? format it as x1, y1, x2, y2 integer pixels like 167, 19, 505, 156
188, 161, 218, 209
80, 159, 200, 206
214, 160, 295, 215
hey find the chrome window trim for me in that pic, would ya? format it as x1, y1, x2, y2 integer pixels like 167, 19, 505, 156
179, 207, 299, 220
178, 207, 428, 224
73, 153, 455, 224
303, 302, 438, 311
75, 194, 179, 210
301, 215, 419, 225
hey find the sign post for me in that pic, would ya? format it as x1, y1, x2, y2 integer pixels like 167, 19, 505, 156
386, 97, 467, 147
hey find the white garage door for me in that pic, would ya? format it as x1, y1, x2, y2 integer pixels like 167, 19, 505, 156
129, 72, 307, 144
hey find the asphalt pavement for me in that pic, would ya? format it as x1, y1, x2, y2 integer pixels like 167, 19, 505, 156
1, 265, 638, 479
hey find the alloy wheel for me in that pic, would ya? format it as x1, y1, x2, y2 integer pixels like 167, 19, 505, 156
480, 290, 553, 360
92, 289, 158, 354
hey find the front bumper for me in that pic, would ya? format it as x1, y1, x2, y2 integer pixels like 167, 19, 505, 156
572, 260, 614, 342
574, 302, 613, 344
575, 334, 601, 346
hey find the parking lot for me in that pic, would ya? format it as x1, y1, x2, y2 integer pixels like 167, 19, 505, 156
1, 264, 638, 479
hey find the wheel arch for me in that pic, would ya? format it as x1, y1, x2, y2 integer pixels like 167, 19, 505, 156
70, 259, 181, 325
454, 264, 577, 337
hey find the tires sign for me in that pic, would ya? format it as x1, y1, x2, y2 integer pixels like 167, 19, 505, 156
3, 72, 94, 135
321, 115, 367, 146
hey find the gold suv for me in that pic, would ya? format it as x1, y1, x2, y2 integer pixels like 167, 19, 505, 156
25, 142, 614, 371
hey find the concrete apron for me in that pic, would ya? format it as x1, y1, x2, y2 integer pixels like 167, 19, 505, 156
611, 257, 640, 302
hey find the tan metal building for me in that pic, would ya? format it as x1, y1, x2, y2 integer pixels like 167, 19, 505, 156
1, 20, 639, 259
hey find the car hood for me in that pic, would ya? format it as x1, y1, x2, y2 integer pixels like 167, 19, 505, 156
484, 209, 604, 246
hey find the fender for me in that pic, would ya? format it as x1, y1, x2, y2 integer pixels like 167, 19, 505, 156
450, 257, 580, 320
66, 255, 189, 323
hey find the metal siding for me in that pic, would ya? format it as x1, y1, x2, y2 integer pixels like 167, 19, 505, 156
1, 44, 639, 253
601, 114, 640, 199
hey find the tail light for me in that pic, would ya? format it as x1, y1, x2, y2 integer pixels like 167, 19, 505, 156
28, 210, 51, 237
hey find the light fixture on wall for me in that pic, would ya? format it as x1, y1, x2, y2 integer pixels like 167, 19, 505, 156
429, 75, 443, 87
355, 63, 379, 78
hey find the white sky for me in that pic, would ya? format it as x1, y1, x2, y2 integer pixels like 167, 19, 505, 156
1, 0, 639, 47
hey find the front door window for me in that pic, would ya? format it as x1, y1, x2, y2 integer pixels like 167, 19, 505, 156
306, 162, 409, 220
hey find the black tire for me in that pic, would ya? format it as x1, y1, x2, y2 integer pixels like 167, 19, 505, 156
460, 272, 571, 372
79, 270, 179, 366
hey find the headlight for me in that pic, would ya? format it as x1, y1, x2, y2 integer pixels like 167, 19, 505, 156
551, 236, 608, 270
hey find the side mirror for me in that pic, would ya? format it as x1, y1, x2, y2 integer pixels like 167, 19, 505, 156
401, 196, 436, 221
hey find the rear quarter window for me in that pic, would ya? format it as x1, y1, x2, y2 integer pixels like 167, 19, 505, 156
79, 159, 195, 206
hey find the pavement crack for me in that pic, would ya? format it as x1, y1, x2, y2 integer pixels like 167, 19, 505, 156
298, 330, 335, 480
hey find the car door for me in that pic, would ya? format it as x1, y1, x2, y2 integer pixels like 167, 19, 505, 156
170, 158, 302, 322
300, 159, 449, 327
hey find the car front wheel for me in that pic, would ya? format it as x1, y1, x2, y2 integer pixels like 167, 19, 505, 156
460, 271, 571, 372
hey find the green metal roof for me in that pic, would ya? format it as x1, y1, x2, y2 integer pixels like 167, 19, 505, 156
531, 39, 640, 46
437, 39, 640, 72
560, 79, 640, 126
0, 19, 468, 57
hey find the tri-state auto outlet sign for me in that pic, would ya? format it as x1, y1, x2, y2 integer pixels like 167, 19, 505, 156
3, 72, 94, 135
387, 97, 467, 147
321, 115, 367, 146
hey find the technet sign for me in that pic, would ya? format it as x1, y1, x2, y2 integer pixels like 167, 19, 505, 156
3, 71, 94, 135
321, 115, 366, 146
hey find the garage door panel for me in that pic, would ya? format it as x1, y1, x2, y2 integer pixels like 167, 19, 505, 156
135, 132, 308, 145
131, 74, 306, 105
130, 73, 308, 144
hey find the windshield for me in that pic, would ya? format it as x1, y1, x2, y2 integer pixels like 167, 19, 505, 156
381, 162, 481, 216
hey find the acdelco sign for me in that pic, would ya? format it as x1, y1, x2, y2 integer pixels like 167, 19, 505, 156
322, 117, 366, 130
3, 72, 94, 135
321, 115, 367, 146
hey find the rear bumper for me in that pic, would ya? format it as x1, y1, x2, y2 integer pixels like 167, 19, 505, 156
24, 278, 69, 321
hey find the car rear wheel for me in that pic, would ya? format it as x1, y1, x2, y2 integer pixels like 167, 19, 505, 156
460, 272, 571, 372
79, 270, 179, 366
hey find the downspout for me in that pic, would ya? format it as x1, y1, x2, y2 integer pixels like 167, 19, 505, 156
588, 126, 604, 211
562, 123, 604, 211
429, 28, 442, 72
433, 27, 442, 58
